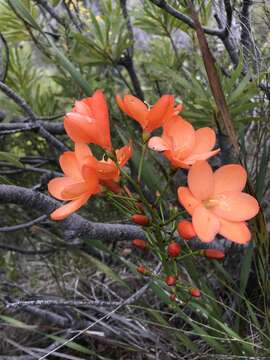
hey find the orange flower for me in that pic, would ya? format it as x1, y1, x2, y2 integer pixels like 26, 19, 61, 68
116, 94, 182, 133
75, 142, 132, 192
178, 161, 259, 244
148, 116, 220, 169
48, 151, 101, 221
64, 90, 112, 150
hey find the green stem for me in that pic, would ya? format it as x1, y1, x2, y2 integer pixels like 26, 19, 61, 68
138, 142, 147, 183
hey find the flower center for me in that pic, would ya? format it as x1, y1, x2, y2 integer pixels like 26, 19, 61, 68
203, 198, 219, 209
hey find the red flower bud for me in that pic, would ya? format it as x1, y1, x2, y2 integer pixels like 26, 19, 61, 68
137, 265, 149, 275
177, 220, 196, 240
189, 287, 201, 297
132, 239, 147, 250
202, 249, 225, 260
165, 275, 177, 286
167, 241, 181, 257
131, 214, 149, 226
170, 293, 177, 302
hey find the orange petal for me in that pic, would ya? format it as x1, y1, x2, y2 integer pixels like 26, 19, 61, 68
50, 194, 90, 221
75, 142, 93, 170
212, 191, 259, 221
74, 100, 93, 116
188, 160, 214, 200
61, 182, 92, 198
59, 152, 82, 180
164, 150, 190, 169
182, 149, 220, 165
163, 116, 195, 158
177, 186, 201, 215
192, 128, 216, 154
121, 95, 148, 128
192, 205, 220, 242
148, 137, 170, 152
88, 90, 112, 150
213, 164, 247, 194
64, 113, 101, 144
83, 159, 118, 181
116, 95, 129, 114
116, 144, 133, 167
48, 177, 77, 200
219, 218, 251, 244
145, 95, 174, 132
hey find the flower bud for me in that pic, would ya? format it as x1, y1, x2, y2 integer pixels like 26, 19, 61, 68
189, 287, 201, 297
131, 214, 149, 226
202, 249, 225, 260
142, 131, 150, 143
177, 220, 196, 240
132, 239, 147, 250
137, 265, 149, 275
166, 275, 177, 286
170, 293, 176, 302
167, 241, 181, 257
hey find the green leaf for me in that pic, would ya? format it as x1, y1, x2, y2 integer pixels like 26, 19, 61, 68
0, 151, 23, 168
46, 36, 91, 96
0, 315, 36, 329
8, 0, 42, 32
46, 334, 94, 355
81, 252, 128, 288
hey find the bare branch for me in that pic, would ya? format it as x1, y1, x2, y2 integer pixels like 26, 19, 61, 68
6, 298, 121, 309
0, 121, 64, 135
34, 0, 66, 27
0, 184, 146, 242
0, 214, 47, 233
149, 0, 226, 38
119, 0, 144, 100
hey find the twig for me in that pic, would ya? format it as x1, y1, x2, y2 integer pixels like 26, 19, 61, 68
0, 243, 55, 255
0, 214, 47, 233
149, 0, 226, 38
119, 0, 144, 100
38, 263, 162, 359
0, 121, 64, 135
35, 0, 66, 27
6, 299, 121, 309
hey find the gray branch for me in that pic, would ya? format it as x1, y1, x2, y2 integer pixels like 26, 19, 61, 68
0, 121, 64, 135
0, 184, 146, 242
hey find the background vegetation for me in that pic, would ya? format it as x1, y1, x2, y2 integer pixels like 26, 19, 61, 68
0, 0, 269, 359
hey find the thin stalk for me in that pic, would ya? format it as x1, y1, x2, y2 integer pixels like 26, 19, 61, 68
138, 142, 147, 183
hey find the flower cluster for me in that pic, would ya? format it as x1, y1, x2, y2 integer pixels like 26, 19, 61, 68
48, 90, 259, 245
48, 90, 132, 220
